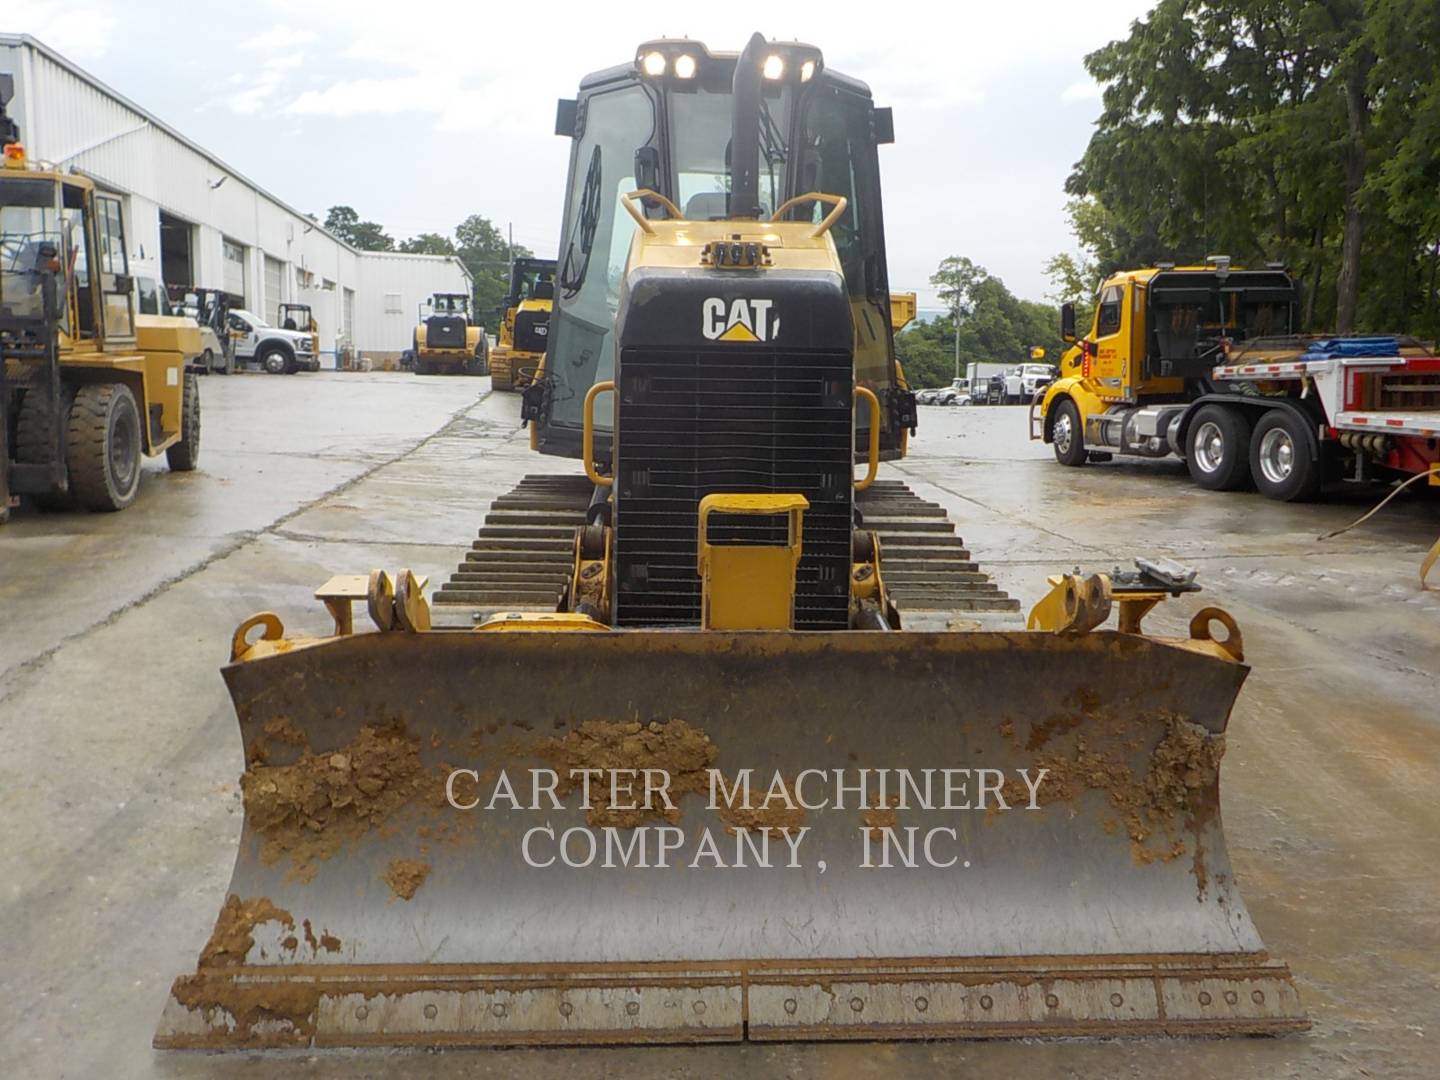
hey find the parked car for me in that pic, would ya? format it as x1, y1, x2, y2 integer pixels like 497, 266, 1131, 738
936, 388, 971, 406
915, 388, 942, 405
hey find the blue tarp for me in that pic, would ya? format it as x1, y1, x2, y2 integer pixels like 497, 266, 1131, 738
1299, 336, 1401, 361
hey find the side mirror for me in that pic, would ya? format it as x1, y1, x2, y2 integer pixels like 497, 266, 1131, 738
1060, 301, 1077, 344
634, 147, 661, 208
555, 98, 578, 138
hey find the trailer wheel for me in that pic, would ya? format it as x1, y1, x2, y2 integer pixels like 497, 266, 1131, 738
1051, 399, 1087, 466
16, 383, 77, 510
66, 382, 143, 511
1250, 409, 1319, 501
1186, 405, 1252, 491
166, 371, 201, 472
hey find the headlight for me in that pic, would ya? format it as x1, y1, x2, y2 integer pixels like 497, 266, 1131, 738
800, 59, 816, 82
674, 54, 697, 79
641, 51, 666, 76
762, 55, 785, 80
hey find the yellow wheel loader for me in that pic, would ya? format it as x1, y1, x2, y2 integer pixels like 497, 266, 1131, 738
1, 90, 202, 522
490, 256, 554, 392
159, 37, 1305, 1049
413, 292, 487, 375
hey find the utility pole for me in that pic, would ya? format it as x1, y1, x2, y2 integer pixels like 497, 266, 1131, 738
953, 315, 961, 384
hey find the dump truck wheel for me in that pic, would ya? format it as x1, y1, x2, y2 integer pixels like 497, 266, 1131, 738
15, 383, 77, 510
1250, 409, 1319, 501
166, 371, 201, 472
1051, 399, 1087, 466
1186, 404, 1252, 491
65, 382, 143, 511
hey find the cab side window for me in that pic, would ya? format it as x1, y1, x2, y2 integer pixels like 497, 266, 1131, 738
1097, 285, 1123, 336
227, 313, 249, 334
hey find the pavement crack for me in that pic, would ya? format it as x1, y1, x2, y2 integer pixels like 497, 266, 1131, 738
0, 393, 487, 697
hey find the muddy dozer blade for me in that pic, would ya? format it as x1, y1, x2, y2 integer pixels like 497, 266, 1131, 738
157, 630, 1306, 1048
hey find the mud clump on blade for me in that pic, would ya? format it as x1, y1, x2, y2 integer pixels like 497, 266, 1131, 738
1000, 710, 1225, 870
168, 972, 320, 1048
718, 777, 807, 836
240, 719, 426, 881
246, 716, 310, 766
383, 857, 432, 900
537, 719, 717, 827
197, 894, 294, 969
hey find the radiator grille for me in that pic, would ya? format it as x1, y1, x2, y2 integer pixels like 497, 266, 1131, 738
514, 310, 549, 354
614, 348, 854, 629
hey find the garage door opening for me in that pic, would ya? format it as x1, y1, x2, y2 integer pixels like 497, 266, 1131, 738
159, 211, 194, 291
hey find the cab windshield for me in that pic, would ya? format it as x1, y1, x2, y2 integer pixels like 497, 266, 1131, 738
547, 74, 885, 447
0, 179, 65, 325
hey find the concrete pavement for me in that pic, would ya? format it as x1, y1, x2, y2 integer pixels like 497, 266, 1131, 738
1, 379, 1436, 1078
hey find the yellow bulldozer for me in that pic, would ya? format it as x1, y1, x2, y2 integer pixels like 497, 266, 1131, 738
1, 86, 201, 522
158, 36, 1305, 1048
412, 291, 487, 375
490, 256, 554, 392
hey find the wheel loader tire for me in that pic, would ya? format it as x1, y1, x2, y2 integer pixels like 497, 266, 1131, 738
466, 350, 488, 376
15, 383, 77, 510
1051, 399, 1087, 466
66, 382, 143, 511
166, 371, 201, 472
1186, 404, 1252, 491
1248, 409, 1319, 501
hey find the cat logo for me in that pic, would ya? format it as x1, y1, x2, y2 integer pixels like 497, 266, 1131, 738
701, 297, 779, 342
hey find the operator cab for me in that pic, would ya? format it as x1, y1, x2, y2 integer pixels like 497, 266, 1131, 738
536, 37, 902, 461
423, 293, 472, 322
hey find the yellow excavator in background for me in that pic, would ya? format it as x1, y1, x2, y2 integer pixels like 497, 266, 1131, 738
2, 81, 201, 522
490, 256, 554, 392
159, 36, 1305, 1049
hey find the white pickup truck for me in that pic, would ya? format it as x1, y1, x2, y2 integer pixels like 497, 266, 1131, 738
225, 309, 319, 374
1004, 363, 1058, 404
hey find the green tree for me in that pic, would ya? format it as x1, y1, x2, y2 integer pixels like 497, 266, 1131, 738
323, 205, 394, 251
1043, 248, 1097, 335
399, 232, 457, 256
1066, 0, 1440, 337
929, 256, 989, 381
897, 261, 1063, 389
455, 215, 531, 332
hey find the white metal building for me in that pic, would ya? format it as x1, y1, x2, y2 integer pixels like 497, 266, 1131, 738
0, 33, 472, 365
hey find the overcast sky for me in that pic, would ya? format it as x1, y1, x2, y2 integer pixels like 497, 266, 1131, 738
11, 0, 1154, 306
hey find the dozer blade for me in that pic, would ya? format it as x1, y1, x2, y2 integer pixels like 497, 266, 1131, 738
157, 629, 1305, 1049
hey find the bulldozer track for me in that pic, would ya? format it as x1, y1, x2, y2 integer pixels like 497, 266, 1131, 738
432, 474, 1019, 624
